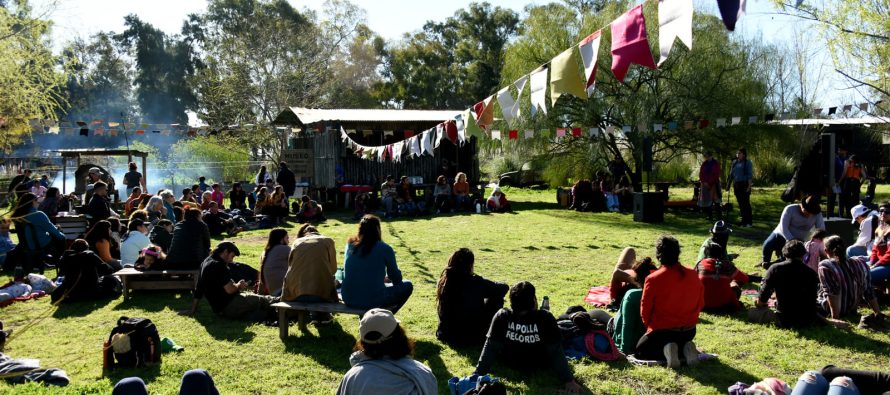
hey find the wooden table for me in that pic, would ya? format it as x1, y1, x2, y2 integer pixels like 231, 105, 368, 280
114, 268, 200, 298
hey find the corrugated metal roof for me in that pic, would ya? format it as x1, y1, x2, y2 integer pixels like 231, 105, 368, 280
772, 116, 890, 126
283, 107, 462, 124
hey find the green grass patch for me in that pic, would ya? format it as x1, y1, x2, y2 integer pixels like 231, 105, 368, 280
2, 187, 889, 394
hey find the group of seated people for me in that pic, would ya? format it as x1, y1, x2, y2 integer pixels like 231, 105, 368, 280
376, 172, 511, 218
570, 171, 634, 213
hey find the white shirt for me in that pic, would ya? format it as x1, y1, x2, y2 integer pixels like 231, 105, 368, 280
853, 212, 880, 251
120, 232, 151, 267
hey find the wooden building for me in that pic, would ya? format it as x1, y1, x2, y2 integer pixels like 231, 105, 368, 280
272, 107, 480, 189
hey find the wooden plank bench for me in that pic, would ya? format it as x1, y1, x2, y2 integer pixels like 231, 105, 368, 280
55, 215, 89, 240
113, 268, 200, 298
272, 301, 367, 340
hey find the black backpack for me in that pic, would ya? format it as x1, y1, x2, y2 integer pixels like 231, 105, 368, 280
104, 317, 161, 369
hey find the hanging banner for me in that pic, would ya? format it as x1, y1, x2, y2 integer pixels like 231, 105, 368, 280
658, 0, 693, 66
550, 47, 587, 106
578, 30, 602, 96
529, 66, 549, 116
610, 4, 658, 82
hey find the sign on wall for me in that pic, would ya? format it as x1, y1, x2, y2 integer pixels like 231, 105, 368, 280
281, 149, 315, 180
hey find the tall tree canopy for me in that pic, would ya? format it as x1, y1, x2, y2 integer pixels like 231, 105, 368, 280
59, 32, 135, 121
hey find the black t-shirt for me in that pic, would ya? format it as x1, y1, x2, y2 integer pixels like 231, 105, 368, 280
437, 275, 508, 346
124, 171, 142, 187
759, 259, 820, 327
88, 195, 111, 220
194, 255, 235, 314
487, 308, 561, 364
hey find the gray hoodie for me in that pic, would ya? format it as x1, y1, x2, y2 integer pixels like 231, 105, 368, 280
337, 351, 437, 395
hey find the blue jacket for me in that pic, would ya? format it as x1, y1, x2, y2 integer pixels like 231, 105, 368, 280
163, 202, 176, 222
16, 208, 65, 249
341, 241, 403, 308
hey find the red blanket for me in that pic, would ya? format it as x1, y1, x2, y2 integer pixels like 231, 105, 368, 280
584, 286, 612, 307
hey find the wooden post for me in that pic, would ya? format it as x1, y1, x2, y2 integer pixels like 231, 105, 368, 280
278, 307, 288, 340
141, 155, 147, 192
62, 157, 67, 195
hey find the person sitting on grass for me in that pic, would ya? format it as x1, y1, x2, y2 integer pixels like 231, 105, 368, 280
85, 220, 122, 271
433, 175, 452, 214
203, 202, 238, 237
165, 208, 211, 271
694, 243, 750, 313
0, 219, 15, 271
486, 187, 511, 213
210, 183, 225, 209
818, 236, 886, 325
337, 308, 437, 395
570, 179, 594, 212
191, 184, 202, 204
180, 188, 198, 208
51, 239, 122, 303
637, 235, 704, 368
297, 195, 325, 223
120, 219, 151, 268
281, 224, 339, 324
608, 259, 657, 355
145, 196, 166, 224
868, 202, 890, 287
113, 369, 219, 395
762, 195, 825, 268
180, 241, 278, 322
160, 189, 177, 222
752, 240, 824, 328
474, 281, 582, 394
453, 172, 471, 211
396, 176, 417, 216
199, 191, 212, 210
607, 247, 657, 309
848, 204, 879, 258
257, 228, 290, 296
696, 221, 739, 263
229, 182, 248, 212
436, 248, 509, 348
134, 246, 166, 271
149, 219, 174, 253
342, 215, 413, 313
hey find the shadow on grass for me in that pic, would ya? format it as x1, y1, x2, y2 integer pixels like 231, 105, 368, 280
282, 321, 354, 372
385, 222, 436, 284
192, 313, 256, 343
102, 364, 163, 385
414, 340, 454, 391
51, 297, 117, 318
679, 358, 761, 393
512, 200, 562, 211
794, 323, 890, 358
112, 292, 186, 312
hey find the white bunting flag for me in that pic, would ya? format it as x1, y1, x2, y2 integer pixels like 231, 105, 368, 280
497, 86, 518, 126
589, 127, 599, 137
731, 117, 741, 125
748, 116, 758, 124
420, 130, 433, 155
514, 76, 528, 117
658, 0, 693, 66
529, 66, 549, 116
383, 130, 394, 137
491, 130, 501, 140
411, 136, 421, 157
578, 30, 602, 96
392, 141, 403, 162
621, 126, 631, 137
716, 118, 726, 127
524, 130, 534, 139
653, 124, 663, 133
434, 124, 443, 149
340, 126, 349, 142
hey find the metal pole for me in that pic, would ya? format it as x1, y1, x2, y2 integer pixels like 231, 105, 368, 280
62, 157, 67, 195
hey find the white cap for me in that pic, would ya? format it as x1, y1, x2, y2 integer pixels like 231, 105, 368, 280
359, 308, 399, 344
850, 204, 870, 224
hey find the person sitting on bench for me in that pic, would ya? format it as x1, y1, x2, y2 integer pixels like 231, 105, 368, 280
149, 219, 174, 253
85, 220, 122, 272
10, 193, 66, 273
166, 208, 211, 271
342, 215, 413, 313
281, 224, 338, 324
87, 181, 119, 226
180, 241, 278, 322
134, 246, 166, 271
120, 219, 151, 268
258, 228, 290, 296
436, 248, 508, 348
51, 239, 121, 303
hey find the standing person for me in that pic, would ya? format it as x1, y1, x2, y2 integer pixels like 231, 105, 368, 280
752, 240, 822, 328
830, 147, 849, 217
474, 281, 582, 394
761, 195, 825, 267
839, 155, 867, 218
180, 241, 278, 322
869, 202, 890, 286
120, 219, 151, 267
848, 204, 880, 258
198, 176, 209, 193
281, 224, 338, 323
7, 169, 32, 197
228, 183, 248, 211
255, 166, 272, 185
166, 208, 211, 270
276, 162, 296, 199
637, 235, 705, 368
818, 236, 884, 321
380, 176, 398, 219
699, 151, 722, 220
123, 162, 145, 197
453, 172, 471, 211
341, 215, 413, 313
257, 228, 291, 296
728, 148, 754, 227
436, 248, 509, 347
337, 309, 437, 395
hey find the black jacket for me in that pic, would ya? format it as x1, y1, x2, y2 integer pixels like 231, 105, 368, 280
165, 219, 211, 270
277, 168, 296, 196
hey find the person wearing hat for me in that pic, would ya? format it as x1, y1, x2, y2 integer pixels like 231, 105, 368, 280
727, 147, 754, 227
119, 219, 151, 267
761, 195, 825, 267
337, 308, 437, 395
848, 204, 880, 259
697, 221, 739, 263
699, 151, 722, 220
868, 202, 890, 287
180, 241, 278, 321
694, 242, 751, 313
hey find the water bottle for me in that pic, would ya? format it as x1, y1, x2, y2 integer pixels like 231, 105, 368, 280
541, 296, 550, 312
475, 202, 482, 213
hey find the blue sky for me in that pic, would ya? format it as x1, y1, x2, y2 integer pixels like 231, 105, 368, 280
32, 0, 855, 107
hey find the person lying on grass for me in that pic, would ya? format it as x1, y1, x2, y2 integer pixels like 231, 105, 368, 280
179, 241, 278, 322
474, 281, 582, 394
607, 247, 656, 310
436, 248, 509, 348
636, 235, 704, 369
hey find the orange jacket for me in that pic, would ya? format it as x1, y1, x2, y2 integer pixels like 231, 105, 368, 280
641, 265, 704, 333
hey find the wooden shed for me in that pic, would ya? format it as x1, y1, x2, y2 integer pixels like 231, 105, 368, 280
272, 107, 480, 189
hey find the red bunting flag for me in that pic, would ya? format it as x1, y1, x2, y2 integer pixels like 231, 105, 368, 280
610, 4, 658, 82
404, 130, 414, 138
135, 129, 145, 135
571, 127, 582, 137
578, 30, 602, 96
699, 119, 710, 129
445, 121, 458, 143
508, 130, 518, 140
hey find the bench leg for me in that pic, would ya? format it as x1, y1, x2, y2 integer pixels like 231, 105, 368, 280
297, 311, 309, 331
122, 277, 130, 298
278, 307, 288, 341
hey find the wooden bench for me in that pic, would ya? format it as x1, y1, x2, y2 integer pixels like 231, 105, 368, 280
113, 268, 200, 298
55, 215, 89, 240
272, 301, 367, 340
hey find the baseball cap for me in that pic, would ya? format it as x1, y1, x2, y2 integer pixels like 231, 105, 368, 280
359, 308, 399, 344
88, 167, 100, 175
710, 220, 732, 234
850, 204, 870, 224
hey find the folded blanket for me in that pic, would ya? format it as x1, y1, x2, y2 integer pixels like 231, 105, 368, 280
584, 286, 611, 307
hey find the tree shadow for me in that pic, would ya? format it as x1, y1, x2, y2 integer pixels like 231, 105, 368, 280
191, 313, 256, 343
385, 223, 436, 284
679, 358, 761, 394
112, 293, 186, 312
523, 246, 540, 251
282, 321, 355, 372
51, 297, 117, 318
794, 322, 890, 358
512, 200, 561, 211
413, 340, 455, 394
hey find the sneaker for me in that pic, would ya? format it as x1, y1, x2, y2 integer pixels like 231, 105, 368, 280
663, 343, 680, 369
858, 314, 886, 331
682, 341, 700, 366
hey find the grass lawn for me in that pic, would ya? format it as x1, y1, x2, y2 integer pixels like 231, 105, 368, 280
2, 187, 889, 394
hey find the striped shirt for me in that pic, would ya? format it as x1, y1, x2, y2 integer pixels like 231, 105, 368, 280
817, 256, 875, 317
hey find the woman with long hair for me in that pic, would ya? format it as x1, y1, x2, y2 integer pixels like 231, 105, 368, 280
818, 235, 883, 320
269, 185, 288, 224
338, 309, 436, 394
145, 196, 166, 224
200, 191, 213, 210
436, 248, 508, 347
341, 215, 413, 313
453, 172, 470, 211
38, 187, 61, 220
255, 165, 271, 185
258, 228, 291, 295
84, 220, 122, 271
10, 192, 66, 270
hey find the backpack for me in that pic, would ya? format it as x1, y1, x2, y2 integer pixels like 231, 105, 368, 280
104, 317, 161, 369
584, 329, 621, 361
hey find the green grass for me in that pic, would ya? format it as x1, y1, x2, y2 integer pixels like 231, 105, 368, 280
2, 187, 889, 394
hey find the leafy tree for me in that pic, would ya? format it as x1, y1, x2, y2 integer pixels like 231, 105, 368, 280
59, 32, 135, 121
0, 0, 66, 151
377, 2, 519, 109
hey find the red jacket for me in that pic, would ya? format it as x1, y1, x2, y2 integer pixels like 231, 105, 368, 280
695, 258, 748, 310
870, 241, 890, 267
699, 159, 721, 185
641, 265, 704, 333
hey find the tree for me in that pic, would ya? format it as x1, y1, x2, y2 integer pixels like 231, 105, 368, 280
771, 0, 889, 112
376, 2, 519, 109
0, 0, 66, 151
59, 32, 135, 121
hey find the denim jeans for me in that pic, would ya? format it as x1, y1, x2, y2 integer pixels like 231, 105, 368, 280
846, 245, 868, 259
380, 281, 414, 314
871, 265, 890, 286
762, 233, 787, 263
790, 371, 859, 395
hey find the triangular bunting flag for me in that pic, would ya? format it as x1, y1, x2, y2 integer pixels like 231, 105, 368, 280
529, 66, 549, 116
524, 130, 534, 139
653, 124, 663, 132
699, 119, 710, 129
508, 130, 518, 140
716, 118, 726, 127
667, 121, 678, 130
463, 109, 484, 138
859, 103, 869, 111
578, 30, 602, 96
550, 47, 587, 106
491, 130, 501, 140
658, 0, 693, 66
571, 127, 582, 137
497, 86, 518, 126
589, 127, 600, 137
717, 0, 746, 31
827, 107, 837, 115
731, 117, 741, 125
556, 128, 566, 137
473, 96, 495, 128
513, 76, 528, 118
610, 5, 658, 82
842, 104, 852, 113
812, 108, 823, 116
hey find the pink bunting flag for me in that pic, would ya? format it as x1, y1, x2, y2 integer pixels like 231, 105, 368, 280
556, 128, 566, 137
610, 4, 658, 82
